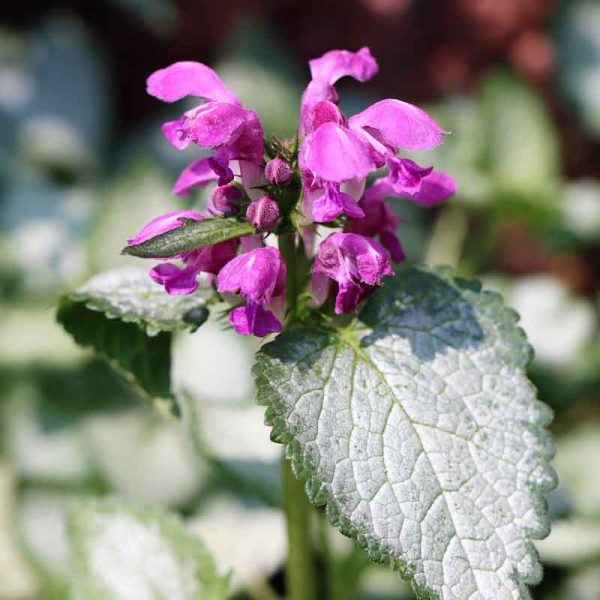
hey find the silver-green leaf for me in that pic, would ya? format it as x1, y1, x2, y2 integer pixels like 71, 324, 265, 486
67, 266, 209, 336
254, 267, 556, 600
68, 498, 229, 600
122, 217, 255, 259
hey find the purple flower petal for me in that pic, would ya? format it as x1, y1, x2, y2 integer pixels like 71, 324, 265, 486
217, 247, 286, 304
149, 263, 199, 295
188, 239, 239, 275
229, 302, 282, 337
313, 232, 393, 314
147, 61, 241, 105
404, 171, 458, 206
161, 119, 191, 150
184, 103, 250, 148
300, 48, 377, 135
128, 211, 203, 248
388, 158, 433, 194
349, 99, 448, 151
311, 184, 365, 223
335, 280, 364, 314
207, 184, 242, 217
309, 271, 331, 307
379, 230, 406, 263
299, 122, 376, 183
308, 47, 378, 86
208, 156, 235, 187
172, 157, 219, 196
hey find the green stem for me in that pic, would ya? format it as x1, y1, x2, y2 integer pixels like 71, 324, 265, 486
282, 459, 317, 600
279, 232, 299, 320
278, 232, 317, 600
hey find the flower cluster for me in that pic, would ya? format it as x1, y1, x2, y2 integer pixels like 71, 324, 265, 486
127, 48, 456, 337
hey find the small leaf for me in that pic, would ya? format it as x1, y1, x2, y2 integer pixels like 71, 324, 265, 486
68, 498, 229, 600
122, 217, 255, 258
56, 267, 209, 399
254, 267, 556, 600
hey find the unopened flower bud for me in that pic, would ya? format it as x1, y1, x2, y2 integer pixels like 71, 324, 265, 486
246, 196, 281, 231
265, 157, 294, 187
208, 184, 242, 217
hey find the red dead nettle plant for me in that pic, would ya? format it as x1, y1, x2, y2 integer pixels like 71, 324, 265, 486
58, 48, 556, 600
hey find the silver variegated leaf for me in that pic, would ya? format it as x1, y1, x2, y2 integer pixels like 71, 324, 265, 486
69, 266, 208, 336
254, 267, 556, 600
68, 499, 229, 600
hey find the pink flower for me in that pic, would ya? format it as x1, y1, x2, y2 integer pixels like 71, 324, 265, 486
217, 247, 286, 337
300, 48, 378, 136
147, 62, 264, 196
311, 232, 393, 314
128, 211, 238, 295
298, 49, 456, 223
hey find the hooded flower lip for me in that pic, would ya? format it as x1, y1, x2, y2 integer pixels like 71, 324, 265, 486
300, 47, 378, 135
128, 210, 238, 296
299, 122, 376, 185
147, 61, 241, 106
147, 61, 264, 197
312, 232, 393, 314
217, 247, 286, 337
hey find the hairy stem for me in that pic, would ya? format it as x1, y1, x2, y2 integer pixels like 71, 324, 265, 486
278, 232, 317, 600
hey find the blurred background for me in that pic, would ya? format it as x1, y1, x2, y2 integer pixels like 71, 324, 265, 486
0, 1, 598, 598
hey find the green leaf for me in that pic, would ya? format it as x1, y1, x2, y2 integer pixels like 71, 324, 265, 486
122, 217, 255, 259
254, 267, 556, 600
56, 267, 209, 399
480, 71, 561, 211
68, 498, 229, 600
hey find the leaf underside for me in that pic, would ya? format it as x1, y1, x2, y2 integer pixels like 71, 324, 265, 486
122, 217, 255, 258
254, 267, 556, 600
68, 498, 229, 600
